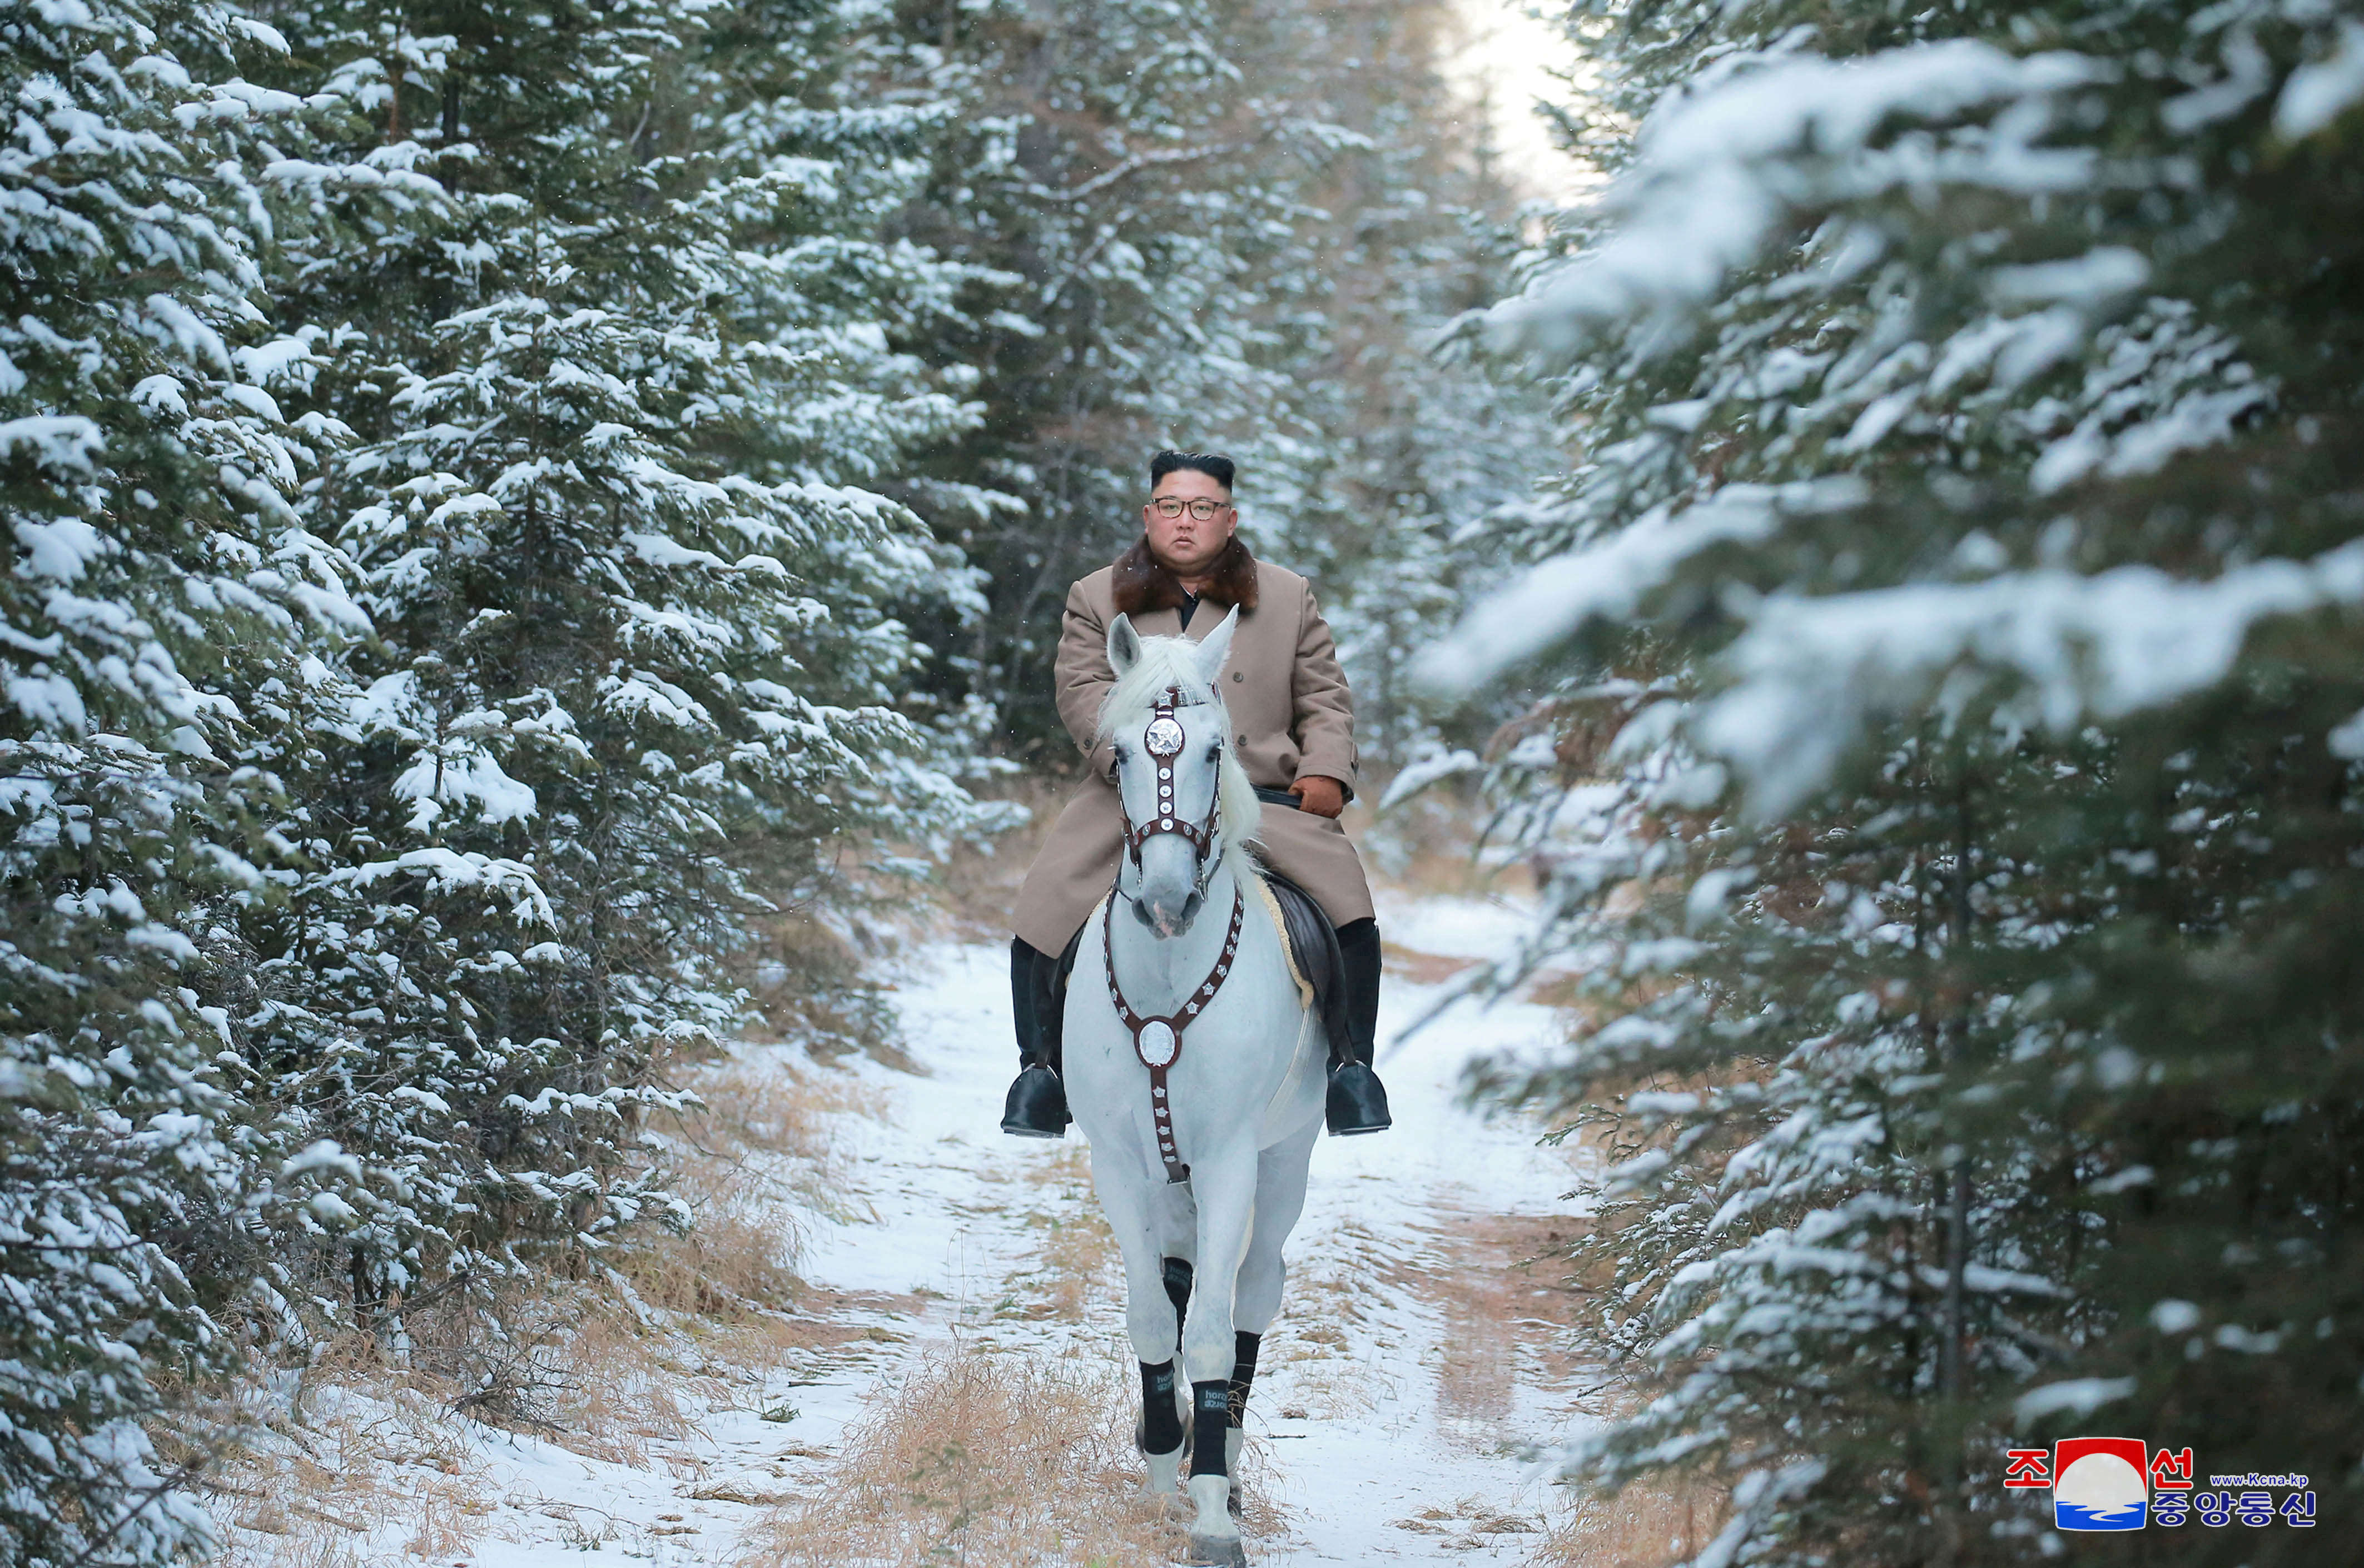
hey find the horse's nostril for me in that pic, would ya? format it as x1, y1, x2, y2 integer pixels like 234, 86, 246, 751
1138, 891, 1201, 937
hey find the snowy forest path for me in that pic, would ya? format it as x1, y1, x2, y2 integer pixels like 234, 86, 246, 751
215, 893, 1602, 1568
744, 893, 1603, 1565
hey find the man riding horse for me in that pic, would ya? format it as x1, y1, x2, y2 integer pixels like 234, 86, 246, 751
1001, 449, 1393, 1139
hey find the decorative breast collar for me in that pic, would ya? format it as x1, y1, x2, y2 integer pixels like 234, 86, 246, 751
1102, 885, 1246, 1186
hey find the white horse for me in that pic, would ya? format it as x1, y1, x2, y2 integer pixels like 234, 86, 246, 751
1063, 608, 1327, 1567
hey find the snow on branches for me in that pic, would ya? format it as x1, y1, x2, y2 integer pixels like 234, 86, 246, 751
2, 0, 1002, 1556
1434, 2, 2364, 1564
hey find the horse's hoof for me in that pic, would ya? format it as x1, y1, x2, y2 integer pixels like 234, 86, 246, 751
1188, 1532, 1248, 1567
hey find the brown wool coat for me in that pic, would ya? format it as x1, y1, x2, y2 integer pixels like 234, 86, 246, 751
1011, 536, 1375, 956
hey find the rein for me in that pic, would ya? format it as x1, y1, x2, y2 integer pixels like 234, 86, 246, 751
1103, 884, 1246, 1186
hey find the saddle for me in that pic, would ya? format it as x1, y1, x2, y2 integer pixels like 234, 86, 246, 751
1049, 870, 1350, 1068
1257, 871, 1354, 1068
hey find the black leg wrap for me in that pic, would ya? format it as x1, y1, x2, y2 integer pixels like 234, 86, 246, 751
1163, 1256, 1193, 1348
1228, 1330, 1260, 1426
1189, 1380, 1231, 1477
1139, 1360, 1184, 1456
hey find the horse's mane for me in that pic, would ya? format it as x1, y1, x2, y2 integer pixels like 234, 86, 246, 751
1097, 634, 1263, 885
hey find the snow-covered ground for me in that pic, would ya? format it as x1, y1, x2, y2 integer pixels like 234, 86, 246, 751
220, 888, 1598, 1566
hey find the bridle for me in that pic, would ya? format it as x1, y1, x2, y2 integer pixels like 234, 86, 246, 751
1119, 686, 1224, 898
1106, 683, 1240, 1185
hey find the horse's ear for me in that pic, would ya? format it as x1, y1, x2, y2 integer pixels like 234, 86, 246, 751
1193, 606, 1240, 688
1107, 613, 1143, 677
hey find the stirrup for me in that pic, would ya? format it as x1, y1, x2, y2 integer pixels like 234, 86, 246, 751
1001, 1063, 1070, 1139
1324, 1061, 1391, 1136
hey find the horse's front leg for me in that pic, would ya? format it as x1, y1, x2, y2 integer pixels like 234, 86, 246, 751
1089, 1143, 1192, 1504
1224, 1117, 1318, 1479
1180, 1144, 1257, 1565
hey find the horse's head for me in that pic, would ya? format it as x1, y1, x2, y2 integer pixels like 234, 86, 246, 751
1100, 607, 1257, 937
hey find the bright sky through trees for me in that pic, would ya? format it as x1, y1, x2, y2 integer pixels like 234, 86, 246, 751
1442, 0, 1590, 200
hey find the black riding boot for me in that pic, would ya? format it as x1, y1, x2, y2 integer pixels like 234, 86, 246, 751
1327, 918, 1392, 1135
1000, 937, 1071, 1138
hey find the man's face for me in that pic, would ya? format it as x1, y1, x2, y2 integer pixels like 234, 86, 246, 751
1142, 469, 1237, 578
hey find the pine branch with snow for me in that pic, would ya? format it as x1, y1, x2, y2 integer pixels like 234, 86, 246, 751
1432, 2, 2364, 1561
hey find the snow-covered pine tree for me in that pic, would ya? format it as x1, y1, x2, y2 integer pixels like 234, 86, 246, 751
1221, 0, 1561, 770
862, 0, 1551, 755
854, 0, 1312, 746
0, 1, 354, 1558
230, 0, 993, 1310
1425, 2, 2364, 1562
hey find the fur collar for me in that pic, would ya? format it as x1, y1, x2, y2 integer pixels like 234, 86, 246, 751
1111, 535, 1260, 619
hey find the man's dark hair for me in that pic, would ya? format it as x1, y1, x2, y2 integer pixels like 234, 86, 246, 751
1149, 450, 1235, 492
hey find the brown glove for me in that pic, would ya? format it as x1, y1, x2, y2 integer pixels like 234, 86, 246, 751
1289, 775, 1347, 819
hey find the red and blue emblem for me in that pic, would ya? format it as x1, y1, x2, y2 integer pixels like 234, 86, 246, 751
2052, 1437, 2149, 1531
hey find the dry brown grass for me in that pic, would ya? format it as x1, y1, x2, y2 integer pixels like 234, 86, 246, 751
750, 1344, 1245, 1568
1531, 1479, 1728, 1568
206, 1379, 500, 1568
521, 1054, 889, 1455
1257, 1217, 1395, 1422
1389, 1492, 1548, 1551
207, 1046, 890, 1562
529, 1303, 706, 1469
1509, 1216, 1727, 1568
687, 1054, 874, 1169
617, 1053, 881, 1325
922, 769, 1079, 942
735, 899, 912, 1064
1406, 1207, 1590, 1440
1379, 940, 1484, 985
1359, 778, 1545, 903
997, 1143, 1119, 1323
1358, 784, 1480, 895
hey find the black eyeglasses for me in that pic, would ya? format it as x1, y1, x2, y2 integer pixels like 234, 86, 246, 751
1150, 497, 1232, 521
